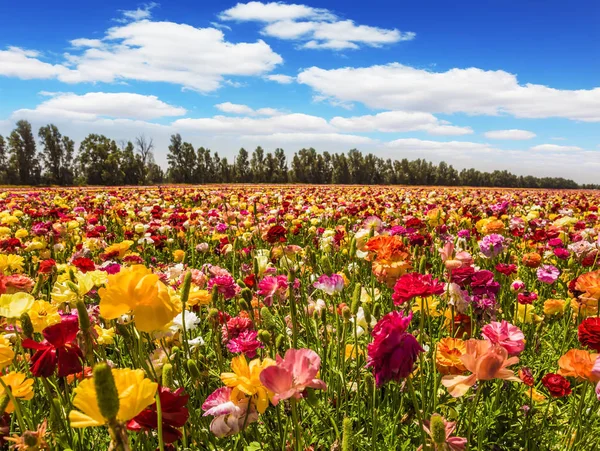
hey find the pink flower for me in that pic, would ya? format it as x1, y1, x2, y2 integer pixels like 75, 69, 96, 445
202, 387, 258, 437
313, 274, 344, 295
226, 330, 264, 358
208, 275, 239, 300
593, 356, 600, 401
536, 264, 560, 284
481, 320, 525, 355
366, 311, 423, 386
392, 273, 445, 306
221, 316, 252, 343
259, 348, 327, 405
257, 275, 289, 306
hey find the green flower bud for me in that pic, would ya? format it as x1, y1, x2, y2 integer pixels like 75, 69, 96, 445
320, 255, 333, 276
211, 285, 219, 305
373, 303, 382, 319
241, 288, 253, 304
342, 417, 353, 451
363, 303, 372, 325
258, 329, 271, 344
253, 258, 259, 277
93, 363, 119, 421
351, 284, 361, 315
419, 255, 427, 274
162, 363, 174, 389
430, 414, 447, 445
236, 279, 247, 289
349, 237, 357, 258
238, 298, 250, 311
19, 313, 34, 339
208, 308, 219, 320
76, 300, 91, 332
180, 271, 193, 308
67, 281, 80, 296
342, 306, 351, 322
275, 334, 285, 349
187, 359, 201, 380
260, 307, 277, 331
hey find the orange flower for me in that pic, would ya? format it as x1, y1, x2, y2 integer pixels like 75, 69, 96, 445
436, 338, 467, 375
482, 219, 505, 235
441, 339, 520, 397
364, 235, 410, 263
557, 349, 600, 382
522, 253, 542, 268
575, 270, 600, 301
543, 299, 566, 316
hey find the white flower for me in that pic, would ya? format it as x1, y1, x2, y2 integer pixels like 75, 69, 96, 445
171, 310, 200, 333
188, 336, 205, 352
350, 306, 376, 337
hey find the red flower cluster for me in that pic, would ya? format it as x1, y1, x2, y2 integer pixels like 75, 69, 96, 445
578, 317, 600, 352
392, 272, 445, 306
265, 225, 287, 243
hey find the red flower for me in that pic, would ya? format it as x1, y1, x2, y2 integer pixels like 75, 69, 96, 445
243, 273, 256, 288
265, 225, 287, 244
517, 291, 538, 305
519, 367, 534, 387
392, 273, 445, 306
71, 257, 96, 273
578, 317, 600, 352
127, 386, 190, 443
22, 317, 84, 378
541, 373, 571, 398
495, 263, 517, 276
38, 259, 57, 274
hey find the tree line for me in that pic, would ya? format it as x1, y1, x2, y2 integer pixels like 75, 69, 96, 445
0, 120, 597, 189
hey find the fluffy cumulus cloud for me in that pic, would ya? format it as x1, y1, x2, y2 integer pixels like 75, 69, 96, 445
484, 129, 536, 140
11, 92, 186, 121
297, 63, 600, 122
330, 111, 473, 136
219, 2, 414, 50
215, 102, 282, 116
530, 144, 584, 152
0, 20, 282, 92
265, 74, 295, 84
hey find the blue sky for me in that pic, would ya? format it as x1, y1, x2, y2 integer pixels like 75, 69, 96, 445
0, 1, 599, 182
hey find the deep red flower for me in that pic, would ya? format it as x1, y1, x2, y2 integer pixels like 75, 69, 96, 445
517, 291, 538, 305
265, 225, 287, 243
22, 317, 84, 378
519, 367, 534, 387
578, 317, 600, 352
127, 386, 190, 443
495, 263, 517, 276
541, 373, 571, 398
38, 259, 57, 274
243, 273, 256, 288
71, 257, 95, 273
392, 272, 445, 306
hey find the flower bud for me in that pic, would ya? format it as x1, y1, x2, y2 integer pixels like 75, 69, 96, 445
342, 306, 351, 322
445, 259, 462, 270
430, 414, 446, 445
19, 313, 34, 339
275, 334, 285, 349
208, 308, 219, 320
241, 288, 252, 304
180, 271, 192, 308
363, 303, 372, 325
351, 284, 361, 315
258, 329, 271, 344
236, 279, 247, 289
349, 238, 357, 258
93, 363, 119, 421
76, 300, 91, 332
162, 363, 174, 389
373, 303, 382, 319
260, 307, 276, 330
187, 359, 201, 380
342, 417, 353, 451
211, 286, 219, 305
419, 255, 427, 274
321, 255, 333, 276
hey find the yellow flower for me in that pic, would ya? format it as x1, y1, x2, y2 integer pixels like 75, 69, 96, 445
526, 387, 546, 403
0, 254, 24, 274
220, 355, 276, 414
0, 227, 10, 237
27, 300, 61, 333
173, 249, 185, 263
0, 372, 34, 413
516, 304, 543, 324
0, 293, 35, 318
14, 228, 28, 239
344, 344, 364, 361
187, 287, 211, 307
0, 335, 14, 369
543, 299, 566, 317
94, 325, 116, 345
69, 368, 158, 428
103, 240, 134, 259
98, 265, 181, 333
412, 296, 444, 317
51, 272, 96, 305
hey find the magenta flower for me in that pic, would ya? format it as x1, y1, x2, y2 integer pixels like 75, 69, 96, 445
259, 348, 327, 405
208, 275, 240, 300
257, 275, 289, 306
481, 320, 525, 355
478, 234, 506, 258
313, 274, 344, 296
226, 330, 264, 358
536, 264, 560, 284
366, 311, 423, 386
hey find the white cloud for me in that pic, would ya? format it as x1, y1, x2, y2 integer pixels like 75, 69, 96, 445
330, 111, 472, 135
173, 113, 332, 135
240, 132, 375, 145
117, 2, 159, 23
219, 2, 414, 50
386, 138, 494, 154
12, 92, 186, 121
265, 74, 295, 84
484, 129, 536, 140
530, 144, 583, 152
0, 47, 70, 80
215, 102, 282, 116
0, 21, 283, 92
297, 63, 600, 122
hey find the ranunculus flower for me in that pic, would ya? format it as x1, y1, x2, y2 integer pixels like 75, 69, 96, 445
517, 291, 538, 305
313, 274, 344, 295
522, 252, 542, 268
478, 234, 506, 258
558, 349, 600, 382
265, 225, 287, 243
72, 257, 96, 273
541, 373, 571, 398
260, 348, 326, 404
226, 330, 264, 358
392, 273, 445, 306
202, 387, 258, 438
366, 311, 423, 386
22, 317, 84, 378
578, 317, 600, 352
481, 320, 525, 355
257, 275, 289, 306
536, 265, 560, 284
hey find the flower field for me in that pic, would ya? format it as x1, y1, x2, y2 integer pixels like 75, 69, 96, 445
0, 185, 599, 450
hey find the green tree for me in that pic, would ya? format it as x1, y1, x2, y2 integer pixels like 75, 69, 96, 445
234, 148, 251, 182
0, 135, 7, 184
38, 124, 74, 185
250, 146, 265, 182
166, 134, 195, 183
76, 134, 117, 185
8, 120, 40, 185
121, 141, 144, 185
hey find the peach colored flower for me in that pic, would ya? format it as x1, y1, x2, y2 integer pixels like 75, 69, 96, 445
558, 349, 600, 382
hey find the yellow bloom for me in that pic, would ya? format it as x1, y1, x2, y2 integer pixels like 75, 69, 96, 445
516, 304, 543, 324
94, 325, 116, 345
0, 292, 35, 318
187, 287, 211, 307
51, 272, 96, 305
0, 335, 14, 369
173, 249, 185, 263
526, 387, 546, 403
543, 299, 566, 317
412, 296, 444, 317
0, 254, 24, 274
0, 372, 34, 413
0, 227, 10, 237
14, 228, 28, 239
27, 300, 61, 333
344, 344, 364, 361
220, 355, 276, 414
69, 368, 158, 428
103, 240, 134, 259
98, 265, 181, 333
